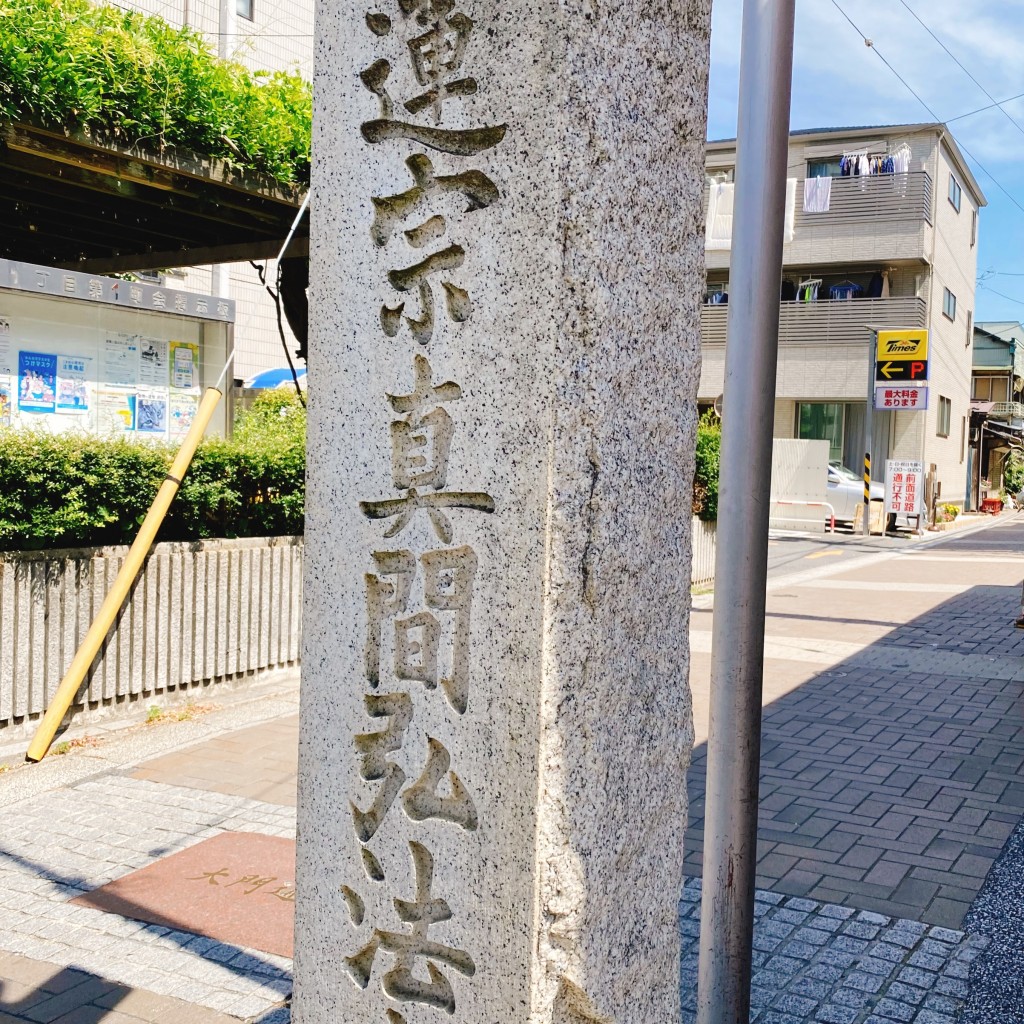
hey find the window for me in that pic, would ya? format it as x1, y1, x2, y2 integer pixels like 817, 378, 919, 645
943, 287, 957, 321
949, 174, 962, 212
961, 416, 967, 462
966, 309, 973, 348
797, 402, 844, 462
807, 159, 842, 179
972, 376, 1009, 403
705, 168, 734, 186
237, 0, 253, 19
971, 209, 978, 247
938, 396, 952, 438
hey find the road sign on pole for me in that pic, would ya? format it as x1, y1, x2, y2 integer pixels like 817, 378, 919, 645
874, 329, 929, 410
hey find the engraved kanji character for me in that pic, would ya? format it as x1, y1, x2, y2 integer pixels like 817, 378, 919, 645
362, 118, 506, 157
351, 693, 413, 842
402, 737, 477, 829
381, 243, 468, 344
269, 885, 297, 902
371, 154, 498, 248
363, 545, 477, 711
345, 842, 474, 1013
189, 868, 229, 885
389, 354, 461, 489
361, 487, 494, 544
341, 884, 365, 925
228, 874, 277, 895
404, 1, 475, 122
87, 278, 105, 300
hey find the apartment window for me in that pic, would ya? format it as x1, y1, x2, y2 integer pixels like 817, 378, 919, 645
237, 0, 254, 19
705, 168, 734, 186
943, 287, 957, 321
966, 309, 973, 347
948, 174, 962, 212
797, 402, 844, 462
972, 376, 1009, 402
961, 416, 967, 463
937, 396, 952, 438
808, 159, 842, 178
971, 209, 978, 247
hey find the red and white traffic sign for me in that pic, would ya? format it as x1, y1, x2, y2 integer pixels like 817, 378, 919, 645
885, 459, 923, 516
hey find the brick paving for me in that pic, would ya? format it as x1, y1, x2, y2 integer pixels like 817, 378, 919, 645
687, 515, 1024, 930
679, 880, 987, 1024
131, 718, 298, 808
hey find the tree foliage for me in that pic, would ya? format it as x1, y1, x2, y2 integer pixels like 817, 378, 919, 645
0, 0, 311, 184
0, 392, 306, 551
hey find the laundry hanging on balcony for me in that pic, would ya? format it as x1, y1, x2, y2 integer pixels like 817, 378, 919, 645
803, 176, 832, 213
705, 179, 797, 249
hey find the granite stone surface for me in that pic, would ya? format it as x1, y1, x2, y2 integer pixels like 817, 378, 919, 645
296, 0, 711, 1020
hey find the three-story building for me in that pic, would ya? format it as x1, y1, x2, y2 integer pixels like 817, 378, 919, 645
699, 123, 985, 507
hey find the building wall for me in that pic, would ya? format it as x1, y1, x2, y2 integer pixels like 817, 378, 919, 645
913, 138, 980, 503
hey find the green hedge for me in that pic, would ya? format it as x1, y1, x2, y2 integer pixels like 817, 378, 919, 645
692, 410, 720, 521
0, 0, 311, 184
0, 391, 305, 551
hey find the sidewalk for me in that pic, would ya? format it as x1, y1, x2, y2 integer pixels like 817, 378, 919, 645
0, 676, 300, 1023
683, 510, 1024, 1022
0, 514, 1022, 1023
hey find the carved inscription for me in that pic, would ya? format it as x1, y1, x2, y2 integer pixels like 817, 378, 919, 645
345, 842, 475, 1013
347, 1, 501, 1015
360, 0, 506, 342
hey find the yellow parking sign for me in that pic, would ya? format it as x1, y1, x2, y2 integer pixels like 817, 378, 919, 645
876, 329, 928, 362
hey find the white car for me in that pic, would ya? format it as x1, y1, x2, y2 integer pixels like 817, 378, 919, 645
827, 462, 884, 525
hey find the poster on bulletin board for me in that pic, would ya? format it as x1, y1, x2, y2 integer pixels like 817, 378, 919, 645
137, 392, 168, 435
103, 334, 139, 387
169, 394, 199, 437
97, 390, 136, 434
138, 338, 169, 388
169, 341, 199, 390
18, 351, 57, 413
56, 355, 92, 413
0, 377, 12, 428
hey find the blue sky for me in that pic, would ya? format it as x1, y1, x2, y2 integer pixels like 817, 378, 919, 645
707, 0, 1024, 325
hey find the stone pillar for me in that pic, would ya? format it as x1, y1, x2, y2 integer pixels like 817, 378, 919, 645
295, 0, 711, 1020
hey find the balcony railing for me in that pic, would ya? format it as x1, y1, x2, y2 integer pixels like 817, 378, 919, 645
989, 402, 1024, 421
700, 296, 928, 347
702, 171, 933, 235
795, 171, 933, 227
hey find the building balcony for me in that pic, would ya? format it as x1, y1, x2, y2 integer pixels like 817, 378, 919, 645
700, 295, 928, 347
793, 171, 933, 229
989, 402, 1024, 422
704, 171, 934, 271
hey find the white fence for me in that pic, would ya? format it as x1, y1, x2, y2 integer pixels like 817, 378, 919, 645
0, 536, 303, 733
692, 517, 717, 588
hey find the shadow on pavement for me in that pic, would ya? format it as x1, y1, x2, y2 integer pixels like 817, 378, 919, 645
686, 573, 1024, 930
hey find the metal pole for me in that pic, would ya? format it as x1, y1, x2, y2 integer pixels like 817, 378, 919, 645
863, 330, 875, 536
695, 1, 795, 1021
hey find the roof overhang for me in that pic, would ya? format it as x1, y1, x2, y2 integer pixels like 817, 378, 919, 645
0, 122, 308, 274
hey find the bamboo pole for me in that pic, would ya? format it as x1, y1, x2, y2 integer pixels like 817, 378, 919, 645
25, 387, 223, 762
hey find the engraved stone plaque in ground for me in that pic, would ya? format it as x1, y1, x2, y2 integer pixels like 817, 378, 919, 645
294, 0, 711, 1020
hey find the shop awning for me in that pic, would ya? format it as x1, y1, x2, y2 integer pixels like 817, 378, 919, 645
0, 122, 308, 274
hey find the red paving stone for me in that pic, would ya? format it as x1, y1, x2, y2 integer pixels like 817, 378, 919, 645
72, 832, 296, 958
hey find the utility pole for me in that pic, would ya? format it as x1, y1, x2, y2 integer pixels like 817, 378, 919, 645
863, 329, 875, 536
695, 1, 795, 1022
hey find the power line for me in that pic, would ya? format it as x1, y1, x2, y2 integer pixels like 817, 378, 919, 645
898, 0, 1024, 142
830, 0, 1024, 220
979, 283, 1024, 308
948, 91, 1024, 126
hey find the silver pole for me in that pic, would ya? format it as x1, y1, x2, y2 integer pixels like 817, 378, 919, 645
695, 0, 795, 1021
